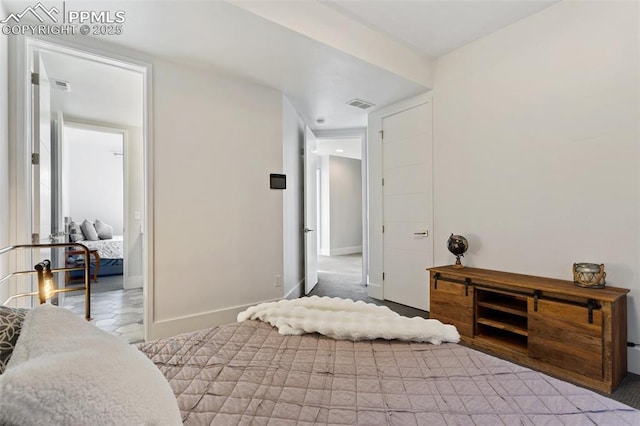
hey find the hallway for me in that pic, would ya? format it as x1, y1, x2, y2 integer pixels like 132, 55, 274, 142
309, 254, 429, 319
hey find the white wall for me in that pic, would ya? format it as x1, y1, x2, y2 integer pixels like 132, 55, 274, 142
124, 126, 144, 288
432, 1, 640, 372
4, 34, 287, 338
0, 1, 9, 302
319, 155, 331, 255
329, 156, 362, 254
282, 95, 305, 299
62, 126, 124, 234
151, 59, 284, 338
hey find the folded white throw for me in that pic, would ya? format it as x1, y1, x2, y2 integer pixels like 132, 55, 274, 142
238, 296, 460, 344
0, 305, 182, 426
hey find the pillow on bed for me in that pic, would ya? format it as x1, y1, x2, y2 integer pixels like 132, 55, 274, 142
94, 219, 114, 240
0, 306, 28, 375
0, 305, 182, 425
68, 221, 84, 242
80, 219, 99, 241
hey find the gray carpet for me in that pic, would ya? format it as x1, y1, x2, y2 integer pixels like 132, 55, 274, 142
308, 254, 639, 409
611, 371, 640, 409
310, 254, 430, 319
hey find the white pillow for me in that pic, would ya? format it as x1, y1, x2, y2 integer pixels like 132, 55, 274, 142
0, 305, 182, 426
80, 219, 99, 241
68, 221, 84, 242
94, 219, 114, 240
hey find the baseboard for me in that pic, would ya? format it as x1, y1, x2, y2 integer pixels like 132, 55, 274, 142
330, 246, 362, 256
367, 282, 383, 300
628, 346, 640, 375
148, 298, 280, 340
124, 275, 143, 289
319, 248, 331, 256
285, 278, 304, 299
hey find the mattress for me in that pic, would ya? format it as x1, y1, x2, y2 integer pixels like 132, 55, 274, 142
78, 236, 124, 259
138, 320, 640, 425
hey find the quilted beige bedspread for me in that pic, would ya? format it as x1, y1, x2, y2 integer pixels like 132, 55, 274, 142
138, 320, 639, 425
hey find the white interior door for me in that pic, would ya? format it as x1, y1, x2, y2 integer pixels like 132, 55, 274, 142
32, 52, 68, 300
382, 102, 433, 311
32, 52, 52, 247
304, 126, 319, 294
49, 112, 66, 296
51, 112, 65, 244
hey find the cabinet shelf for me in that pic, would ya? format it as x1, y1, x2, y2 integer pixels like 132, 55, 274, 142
475, 332, 527, 354
477, 300, 527, 317
477, 316, 528, 336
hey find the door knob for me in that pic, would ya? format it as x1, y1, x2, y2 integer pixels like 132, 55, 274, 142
304, 228, 315, 233
414, 231, 428, 236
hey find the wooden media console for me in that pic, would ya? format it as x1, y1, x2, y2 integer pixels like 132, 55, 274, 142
428, 265, 629, 393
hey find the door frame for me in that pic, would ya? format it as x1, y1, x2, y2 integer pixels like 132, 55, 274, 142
8, 35, 154, 339
366, 92, 433, 302
313, 128, 368, 286
304, 126, 319, 295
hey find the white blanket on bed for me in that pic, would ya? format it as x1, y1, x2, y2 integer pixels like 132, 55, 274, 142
0, 305, 181, 426
238, 296, 460, 344
78, 235, 124, 259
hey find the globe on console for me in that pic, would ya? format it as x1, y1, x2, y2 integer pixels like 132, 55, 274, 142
447, 234, 468, 269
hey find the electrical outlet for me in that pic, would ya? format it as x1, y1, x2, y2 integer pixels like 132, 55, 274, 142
274, 274, 282, 288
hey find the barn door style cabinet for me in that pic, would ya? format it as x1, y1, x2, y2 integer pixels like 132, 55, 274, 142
428, 266, 629, 393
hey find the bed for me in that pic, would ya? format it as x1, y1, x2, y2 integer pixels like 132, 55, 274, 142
67, 235, 124, 281
1, 298, 639, 425
141, 320, 639, 425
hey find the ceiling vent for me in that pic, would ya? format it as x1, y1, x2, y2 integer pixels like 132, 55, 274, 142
346, 98, 374, 110
52, 79, 71, 92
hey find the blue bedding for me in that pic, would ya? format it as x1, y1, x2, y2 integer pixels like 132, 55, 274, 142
68, 258, 123, 280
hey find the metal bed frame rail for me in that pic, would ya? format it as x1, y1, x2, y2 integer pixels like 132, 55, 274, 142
0, 243, 91, 320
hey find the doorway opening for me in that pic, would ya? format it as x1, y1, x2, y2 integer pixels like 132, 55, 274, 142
310, 134, 366, 299
62, 124, 125, 292
59, 123, 143, 343
11, 36, 150, 343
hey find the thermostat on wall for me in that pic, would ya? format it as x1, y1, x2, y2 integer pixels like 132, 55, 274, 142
270, 174, 286, 190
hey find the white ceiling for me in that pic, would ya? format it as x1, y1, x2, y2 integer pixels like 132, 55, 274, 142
325, 0, 560, 58
12, 0, 426, 130
40, 51, 143, 128
3, 0, 560, 130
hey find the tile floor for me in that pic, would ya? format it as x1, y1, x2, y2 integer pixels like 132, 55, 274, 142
61, 275, 144, 344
